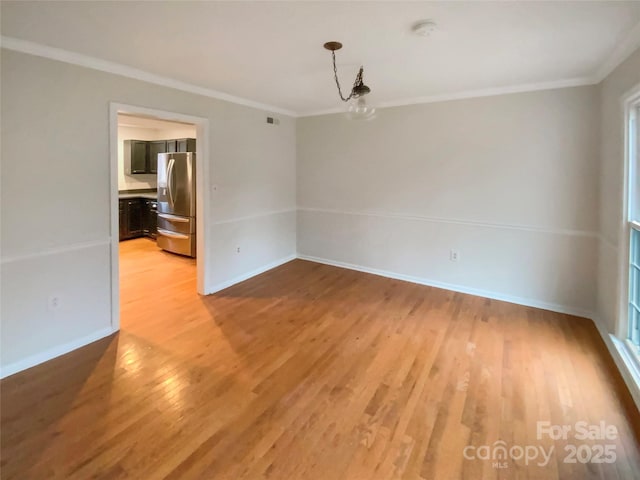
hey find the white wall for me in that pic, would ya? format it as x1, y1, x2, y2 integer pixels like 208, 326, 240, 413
0, 49, 296, 375
3, 43, 635, 378
157, 125, 198, 140
597, 48, 640, 334
297, 86, 600, 315
117, 123, 197, 191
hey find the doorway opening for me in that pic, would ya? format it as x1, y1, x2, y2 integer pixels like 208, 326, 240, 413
109, 103, 210, 332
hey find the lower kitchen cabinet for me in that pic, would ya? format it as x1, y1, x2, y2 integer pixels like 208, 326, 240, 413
119, 200, 127, 241
119, 197, 157, 241
127, 199, 143, 237
143, 199, 158, 238
119, 198, 141, 240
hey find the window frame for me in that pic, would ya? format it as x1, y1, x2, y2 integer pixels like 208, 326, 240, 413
618, 85, 640, 355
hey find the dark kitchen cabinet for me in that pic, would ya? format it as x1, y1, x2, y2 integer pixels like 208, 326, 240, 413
120, 197, 157, 241
124, 140, 149, 174
119, 200, 127, 241
142, 199, 157, 239
123, 138, 195, 175
126, 199, 143, 237
148, 141, 166, 174
176, 138, 196, 153
119, 198, 143, 240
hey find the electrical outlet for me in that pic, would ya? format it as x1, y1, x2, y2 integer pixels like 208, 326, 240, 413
449, 249, 459, 262
236, 247, 240, 253
48, 295, 61, 311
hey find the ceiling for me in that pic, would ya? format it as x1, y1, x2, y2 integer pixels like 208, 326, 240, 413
2, 1, 640, 116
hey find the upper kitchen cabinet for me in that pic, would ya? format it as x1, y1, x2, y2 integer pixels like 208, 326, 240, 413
148, 141, 166, 174
124, 140, 149, 174
176, 138, 196, 153
124, 138, 196, 175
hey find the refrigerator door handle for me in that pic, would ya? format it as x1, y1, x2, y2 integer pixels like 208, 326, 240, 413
157, 212, 189, 222
167, 158, 175, 206
157, 228, 189, 239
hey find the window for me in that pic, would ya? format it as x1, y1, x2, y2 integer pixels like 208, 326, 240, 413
627, 104, 640, 354
629, 228, 640, 349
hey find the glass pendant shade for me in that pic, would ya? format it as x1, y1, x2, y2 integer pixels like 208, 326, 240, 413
324, 41, 377, 121
346, 96, 376, 120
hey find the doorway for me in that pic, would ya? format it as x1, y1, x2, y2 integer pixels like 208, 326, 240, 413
109, 103, 210, 331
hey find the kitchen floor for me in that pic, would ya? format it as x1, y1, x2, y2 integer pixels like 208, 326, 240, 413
119, 237, 196, 331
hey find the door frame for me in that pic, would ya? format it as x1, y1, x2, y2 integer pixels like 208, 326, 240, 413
109, 102, 211, 331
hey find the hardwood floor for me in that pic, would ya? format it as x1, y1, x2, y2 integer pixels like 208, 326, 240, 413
2, 237, 639, 479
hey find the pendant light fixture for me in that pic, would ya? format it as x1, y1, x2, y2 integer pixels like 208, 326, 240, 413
324, 41, 376, 120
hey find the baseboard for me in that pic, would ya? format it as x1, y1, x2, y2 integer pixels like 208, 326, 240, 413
297, 253, 640, 410
0, 326, 116, 379
1, 254, 297, 378
207, 254, 297, 294
591, 317, 640, 411
296, 254, 594, 319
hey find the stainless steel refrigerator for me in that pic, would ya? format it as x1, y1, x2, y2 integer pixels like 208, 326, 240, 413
156, 152, 196, 257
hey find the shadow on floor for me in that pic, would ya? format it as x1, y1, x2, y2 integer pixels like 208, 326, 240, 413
0, 334, 119, 479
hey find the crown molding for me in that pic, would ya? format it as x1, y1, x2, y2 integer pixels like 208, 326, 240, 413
0, 36, 298, 117
595, 20, 640, 83
300, 19, 640, 117
299, 76, 596, 117
3, 18, 640, 119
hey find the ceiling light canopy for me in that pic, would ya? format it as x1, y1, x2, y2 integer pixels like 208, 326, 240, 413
324, 41, 376, 120
411, 20, 437, 37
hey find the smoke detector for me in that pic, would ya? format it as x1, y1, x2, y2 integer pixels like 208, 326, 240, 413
412, 20, 437, 37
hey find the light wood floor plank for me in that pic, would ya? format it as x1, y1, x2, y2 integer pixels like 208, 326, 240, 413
1, 238, 639, 479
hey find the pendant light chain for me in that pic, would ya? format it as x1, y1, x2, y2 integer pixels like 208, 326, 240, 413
331, 50, 360, 102
324, 41, 373, 118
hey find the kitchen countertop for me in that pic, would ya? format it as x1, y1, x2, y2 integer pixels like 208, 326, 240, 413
119, 192, 157, 200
